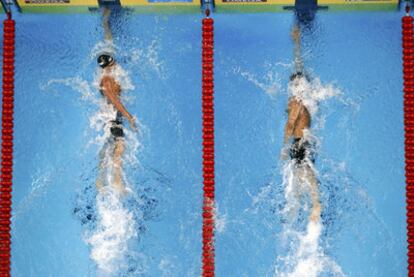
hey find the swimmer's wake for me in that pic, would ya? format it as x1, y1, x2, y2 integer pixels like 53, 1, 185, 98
275, 23, 344, 277
275, 71, 344, 277
45, 11, 153, 272
83, 10, 145, 275
274, 158, 345, 277
87, 38, 144, 274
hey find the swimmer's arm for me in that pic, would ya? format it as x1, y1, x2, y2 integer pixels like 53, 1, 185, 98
101, 78, 136, 129
103, 7, 112, 42
284, 99, 301, 144
292, 25, 304, 73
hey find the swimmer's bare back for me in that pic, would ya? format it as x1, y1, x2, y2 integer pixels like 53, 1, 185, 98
100, 75, 136, 130
284, 97, 311, 143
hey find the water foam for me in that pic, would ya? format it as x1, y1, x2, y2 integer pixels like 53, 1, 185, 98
85, 187, 138, 275
233, 64, 282, 98
236, 64, 345, 276
275, 161, 345, 277
87, 60, 143, 275
13, 170, 53, 219
130, 38, 167, 80
275, 75, 344, 277
288, 75, 340, 117
43, 43, 146, 275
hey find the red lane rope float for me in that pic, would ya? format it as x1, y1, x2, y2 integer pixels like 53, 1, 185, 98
201, 8, 215, 277
403, 4, 414, 276
0, 11, 15, 277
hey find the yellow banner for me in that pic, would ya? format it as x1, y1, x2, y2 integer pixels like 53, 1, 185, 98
318, 0, 398, 11
119, 0, 199, 13
120, 0, 198, 6
319, 0, 397, 4
215, 0, 292, 12
215, 0, 397, 12
15, 0, 399, 13
16, 0, 98, 13
217, 0, 293, 5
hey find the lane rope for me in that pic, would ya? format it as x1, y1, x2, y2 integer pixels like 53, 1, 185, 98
0, 10, 15, 277
403, 2, 414, 276
201, 8, 215, 277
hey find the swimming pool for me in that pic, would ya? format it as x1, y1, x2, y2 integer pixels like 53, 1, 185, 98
7, 4, 406, 277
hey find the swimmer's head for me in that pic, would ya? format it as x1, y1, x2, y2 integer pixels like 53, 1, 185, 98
289, 71, 311, 86
97, 53, 115, 68
288, 71, 311, 99
290, 71, 308, 81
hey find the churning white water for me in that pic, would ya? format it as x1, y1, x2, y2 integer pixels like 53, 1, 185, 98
44, 42, 144, 275
87, 61, 142, 275
275, 159, 345, 277
274, 75, 344, 277
86, 186, 137, 275
237, 64, 345, 276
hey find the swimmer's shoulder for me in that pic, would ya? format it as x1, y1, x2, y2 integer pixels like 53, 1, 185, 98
100, 74, 116, 85
288, 97, 301, 109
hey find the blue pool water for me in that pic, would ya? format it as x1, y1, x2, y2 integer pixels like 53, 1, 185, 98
7, 6, 406, 277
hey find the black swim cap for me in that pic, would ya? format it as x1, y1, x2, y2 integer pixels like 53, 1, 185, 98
97, 53, 114, 68
290, 71, 310, 82
290, 72, 303, 81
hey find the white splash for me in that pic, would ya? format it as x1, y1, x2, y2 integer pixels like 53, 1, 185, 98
91, 40, 117, 61
288, 75, 340, 116
214, 203, 227, 234
276, 160, 345, 277
41, 76, 100, 105
92, 62, 136, 103
88, 97, 141, 169
42, 68, 141, 170
42, 42, 145, 275
275, 75, 345, 277
131, 38, 167, 79
13, 170, 53, 218
86, 187, 137, 275
275, 220, 345, 277
86, 59, 143, 275
234, 66, 281, 97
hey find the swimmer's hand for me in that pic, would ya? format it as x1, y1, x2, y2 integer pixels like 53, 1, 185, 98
280, 147, 289, 161
128, 117, 138, 132
291, 25, 300, 44
103, 7, 111, 18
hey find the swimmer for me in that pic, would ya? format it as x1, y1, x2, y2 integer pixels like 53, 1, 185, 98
96, 8, 136, 195
283, 24, 321, 223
